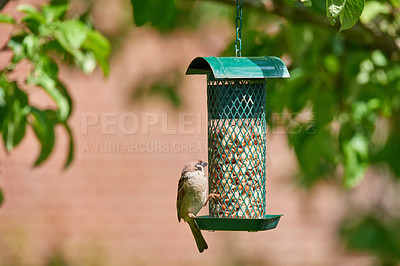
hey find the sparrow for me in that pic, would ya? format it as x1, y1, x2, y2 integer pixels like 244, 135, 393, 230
176, 160, 218, 253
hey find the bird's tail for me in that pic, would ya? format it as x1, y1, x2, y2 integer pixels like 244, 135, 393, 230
187, 218, 208, 253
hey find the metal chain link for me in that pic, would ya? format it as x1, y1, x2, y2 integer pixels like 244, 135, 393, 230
234, 0, 243, 57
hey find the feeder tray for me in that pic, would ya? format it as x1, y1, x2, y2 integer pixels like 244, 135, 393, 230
186, 56, 289, 232
194, 214, 282, 232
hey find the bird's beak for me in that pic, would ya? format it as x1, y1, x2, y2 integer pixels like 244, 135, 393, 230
201, 161, 208, 167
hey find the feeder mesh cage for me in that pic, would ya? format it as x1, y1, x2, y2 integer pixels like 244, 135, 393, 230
207, 76, 267, 219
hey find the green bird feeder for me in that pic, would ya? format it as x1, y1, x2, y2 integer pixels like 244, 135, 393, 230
184, 0, 289, 232
186, 56, 289, 231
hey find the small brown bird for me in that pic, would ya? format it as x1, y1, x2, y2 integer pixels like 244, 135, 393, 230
176, 160, 218, 253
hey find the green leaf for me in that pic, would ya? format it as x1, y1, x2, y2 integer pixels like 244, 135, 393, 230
7, 34, 27, 64
54, 20, 88, 51
52, 20, 93, 71
326, 0, 365, 30
301, 0, 312, 7
78, 5, 94, 28
371, 50, 387, 67
18, 4, 46, 24
82, 30, 111, 76
0, 13, 15, 24
57, 81, 73, 118
22, 18, 41, 34
342, 133, 369, 188
0, 80, 7, 124
151, 0, 178, 30
17, 4, 40, 15
50, 0, 68, 5
371, 134, 400, 178
341, 216, 400, 259
326, 0, 345, 25
22, 34, 41, 61
1, 82, 29, 152
287, 124, 338, 187
39, 8, 110, 76
42, 4, 68, 23
63, 122, 74, 169
131, 0, 150, 26
0, 187, 4, 207
27, 56, 71, 121
339, 0, 365, 31
45, 39, 68, 56
324, 54, 340, 74
9, 85, 29, 149
360, 1, 390, 23
77, 51, 96, 74
131, 0, 179, 31
30, 108, 56, 166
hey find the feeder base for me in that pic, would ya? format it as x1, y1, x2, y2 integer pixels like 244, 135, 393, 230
193, 214, 282, 232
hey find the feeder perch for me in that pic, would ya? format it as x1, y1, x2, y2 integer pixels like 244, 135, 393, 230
186, 56, 289, 232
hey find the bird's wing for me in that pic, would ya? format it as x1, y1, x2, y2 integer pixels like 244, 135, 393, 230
176, 173, 186, 222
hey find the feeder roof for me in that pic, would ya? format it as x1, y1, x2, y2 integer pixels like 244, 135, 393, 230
186, 56, 290, 79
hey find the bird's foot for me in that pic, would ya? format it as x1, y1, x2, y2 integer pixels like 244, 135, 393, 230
203, 193, 221, 206
209, 193, 221, 200
188, 213, 196, 218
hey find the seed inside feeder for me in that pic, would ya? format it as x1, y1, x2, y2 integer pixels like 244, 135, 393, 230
209, 124, 265, 219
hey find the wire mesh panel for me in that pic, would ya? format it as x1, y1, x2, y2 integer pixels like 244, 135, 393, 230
207, 76, 267, 219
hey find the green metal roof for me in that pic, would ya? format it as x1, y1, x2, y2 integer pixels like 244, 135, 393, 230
186, 56, 290, 79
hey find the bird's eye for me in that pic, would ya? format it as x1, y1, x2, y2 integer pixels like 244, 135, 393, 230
196, 164, 203, 171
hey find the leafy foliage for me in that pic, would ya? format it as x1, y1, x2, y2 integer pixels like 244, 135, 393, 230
130, 0, 399, 189
0, 3, 110, 172
325, 0, 365, 31
235, 2, 399, 190
0, 13, 14, 24
341, 215, 400, 263
130, 0, 400, 263
130, 0, 192, 32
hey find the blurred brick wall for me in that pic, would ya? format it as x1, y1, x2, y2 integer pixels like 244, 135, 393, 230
0, 1, 373, 265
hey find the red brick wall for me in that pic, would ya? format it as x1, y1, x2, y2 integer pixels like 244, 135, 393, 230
0, 1, 372, 265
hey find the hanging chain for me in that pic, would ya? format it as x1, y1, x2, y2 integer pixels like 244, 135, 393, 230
234, 0, 243, 57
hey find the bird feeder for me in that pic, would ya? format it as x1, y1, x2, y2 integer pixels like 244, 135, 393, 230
186, 56, 289, 231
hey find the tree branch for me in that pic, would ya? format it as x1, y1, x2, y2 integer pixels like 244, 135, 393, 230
195, 0, 400, 59
271, 0, 399, 59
